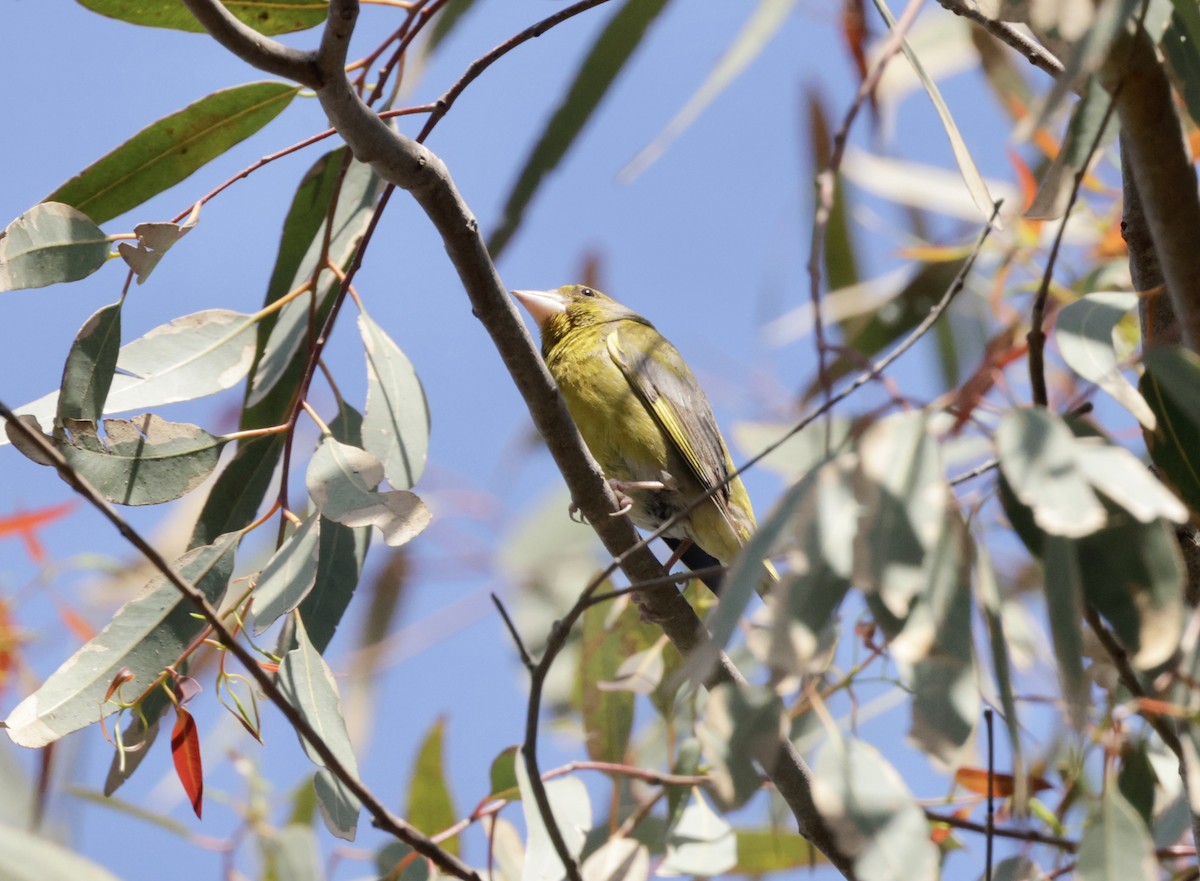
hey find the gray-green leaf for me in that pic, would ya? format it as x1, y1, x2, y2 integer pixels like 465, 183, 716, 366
251, 514, 321, 634
4, 533, 238, 747
57, 301, 123, 425
0, 202, 110, 292
359, 311, 430, 490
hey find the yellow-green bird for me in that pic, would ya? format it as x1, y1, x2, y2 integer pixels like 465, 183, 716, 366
512, 284, 775, 594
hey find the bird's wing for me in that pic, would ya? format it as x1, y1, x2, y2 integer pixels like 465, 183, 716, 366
605, 330, 731, 505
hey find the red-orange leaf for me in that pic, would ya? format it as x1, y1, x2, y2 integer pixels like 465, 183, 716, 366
171, 707, 204, 818
954, 766, 1053, 797
103, 668, 136, 704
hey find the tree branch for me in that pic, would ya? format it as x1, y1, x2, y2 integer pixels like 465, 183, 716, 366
1102, 26, 1200, 351
178, 0, 322, 87
181, 1, 856, 874
932, 0, 1064, 78
0, 404, 481, 881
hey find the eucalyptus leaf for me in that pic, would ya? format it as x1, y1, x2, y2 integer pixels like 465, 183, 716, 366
4, 533, 238, 747
57, 301, 122, 425
3, 309, 257, 445
1044, 535, 1089, 729
359, 311, 430, 490
659, 793, 737, 877
76, 0, 327, 35
279, 615, 361, 841
251, 514, 321, 633
515, 749, 592, 881
406, 718, 457, 853
117, 212, 199, 284
812, 736, 938, 881
580, 838, 648, 881
0, 823, 123, 881
0, 202, 110, 292
697, 682, 784, 809
55, 414, 226, 506
306, 437, 431, 546
1028, 79, 1119, 220
1056, 291, 1153, 427
47, 82, 300, 224
1076, 787, 1156, 881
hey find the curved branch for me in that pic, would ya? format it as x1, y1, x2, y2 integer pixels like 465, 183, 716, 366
182, 0, 857, 875
178, 0, 322, 87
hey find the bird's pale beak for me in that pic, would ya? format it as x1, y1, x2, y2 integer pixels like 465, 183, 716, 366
512, 289, 567, 328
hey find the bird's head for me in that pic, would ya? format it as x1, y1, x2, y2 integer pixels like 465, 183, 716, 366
512, 285, 643, 348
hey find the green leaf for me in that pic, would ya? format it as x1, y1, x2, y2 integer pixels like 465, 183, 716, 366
1028, 79, 1119, 220
406, 718, 457, 852
279, 615, 361, 841
262, 824, 323, 881
488, 746, 519, 801
52, 414, 226, 506
903, 513, 979, 765
1044, 535, 1088, 729
0, 822, 123, 881
251, 514, 321, 634
306, 437, 432, 546
854, 411, 949, 617
76, 0, 327, 35
1164, 13, 1200, 128
247, 156, 383, 407
359, 311, 430, 490
984, 857, 1045, 881
581, 838, 649, 881
578, 602, 636, 764
1076, 787, 1156, 881
189, 435, 284, 547
4, 533, 238, 747
812, 736, 938, 881
103, 703, 163, 796
997, 408, 1105, 537
1143, 346, 1200, 517
515, 749, 592, 881
57, 301, 122, 425
665, 739, 701, 834
697, 682, 783, 809
4, 309, 257, 444
487, 0, 672, 257
1056, 291, 1152, 427
807, 93, 859, 292
1118, 740, 1157, 828
47, 82, 300, 224
733, 829, 821, 874
868, 0, 995, 224
0, 202, 110, 292
621, 0, 798, 180
975, 543, 1024, 801
426, 0, 481, 51
659, 793, 737, 877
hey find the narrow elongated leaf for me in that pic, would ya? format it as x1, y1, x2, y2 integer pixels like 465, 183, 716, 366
4, 533, 238, 747
488, 0, 672, 257
306, 437, 431, 546
1044, 536, 1088, 729
427, 0, 481, 50
1028, 79, 1119, 220
854, 411, 949, 617
406, 718, 458, 853
975, 543, 1024, 801
247, 156, 383, 406
997, 408, 1105, 537
733, 829, 820, 874
1076, 787, 1156, 881
812, 737, 938, 881
76, 0, 328, 35
581, 838, 648, 881
251, 514, 321, 633
0, 823, 123, 881
359, 312, 430, 490
868, 0, 995, 224
53, 414, 226, 506
622, 0, 798, 180
278, 615, 361, 841
1164, 13, 1200, 127
697, 682, 784, 808
57, 301, 122, 425
1056, 291, 1153, 427
659, 793, 737, 877
515, 749, 592, 881
189, 435, 284, 547
1075, 442, 1186, 524
3, 309, 257, 444
0, 203, 109, 292
579, 602, 637, 763
262, 825, 323, 881
170, 707, 203, 818
48, 82, 300, 225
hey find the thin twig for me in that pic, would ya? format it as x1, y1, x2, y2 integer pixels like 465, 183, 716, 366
932, 0, 1064, 78
1027, 87, 1120, 406
985, 707, 995, 881
808, 0, 926, 451
924, 808, 1077, 850
490, 594, 534, 671
0, 404, 480, 881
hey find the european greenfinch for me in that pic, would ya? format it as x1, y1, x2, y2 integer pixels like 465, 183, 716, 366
512, 284, 776, 594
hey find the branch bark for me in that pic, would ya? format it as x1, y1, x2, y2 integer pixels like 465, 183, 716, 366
180, 0, 857, 875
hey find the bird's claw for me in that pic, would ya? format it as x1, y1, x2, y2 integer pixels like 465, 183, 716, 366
568, 500, 589, 524
606, 479, 665, 517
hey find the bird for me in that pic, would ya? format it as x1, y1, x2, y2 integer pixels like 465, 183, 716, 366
512, 284, 776, 594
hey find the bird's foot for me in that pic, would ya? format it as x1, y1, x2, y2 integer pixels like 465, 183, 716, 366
568, 500, 588, 524
606, 479, 666, 517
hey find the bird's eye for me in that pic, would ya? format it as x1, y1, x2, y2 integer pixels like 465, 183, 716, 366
580, 287, 596, 297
